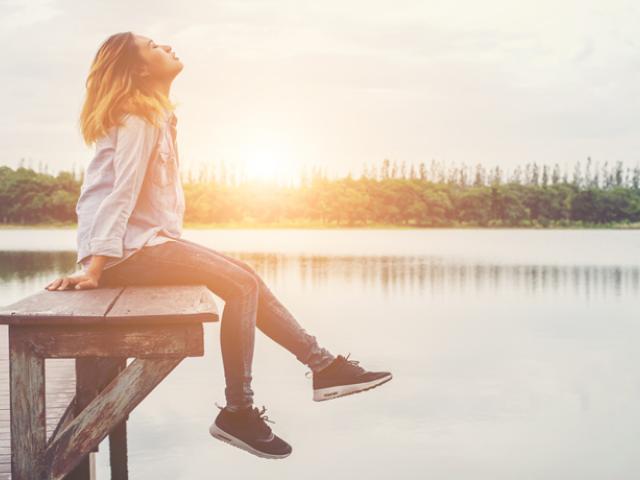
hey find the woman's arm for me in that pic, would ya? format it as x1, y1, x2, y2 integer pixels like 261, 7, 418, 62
86, 254, 109, 278
46, 114, 160, 291
87, 113, 160, 259
45, 254, 109, 290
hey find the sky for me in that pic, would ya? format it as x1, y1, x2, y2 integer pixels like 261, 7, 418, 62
2, 0, 640, 184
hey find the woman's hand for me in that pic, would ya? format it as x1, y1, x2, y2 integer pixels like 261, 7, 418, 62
45, 271, 101, 291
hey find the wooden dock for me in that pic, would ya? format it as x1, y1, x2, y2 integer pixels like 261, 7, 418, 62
0, 284, 219, 479
0, 329, 76, 479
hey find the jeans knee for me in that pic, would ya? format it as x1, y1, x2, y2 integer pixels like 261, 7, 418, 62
240, 260, 259, 277
242, 262, 269, 290
237, 272, 259, 300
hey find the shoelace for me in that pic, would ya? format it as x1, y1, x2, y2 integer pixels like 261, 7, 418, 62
343, 352, 360, 367
305, 352, 360, 379
215, 401, 275, 424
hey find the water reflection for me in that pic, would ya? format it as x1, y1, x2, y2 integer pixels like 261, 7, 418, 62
0, 251, 73, 282
1, 235, 639, 479
2, 251, 638, 301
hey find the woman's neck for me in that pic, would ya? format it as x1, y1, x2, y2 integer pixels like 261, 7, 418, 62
146, 78, 172, 98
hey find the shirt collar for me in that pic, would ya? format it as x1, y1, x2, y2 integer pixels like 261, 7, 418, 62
163, 108, 178, 127
163, 108, 178, 144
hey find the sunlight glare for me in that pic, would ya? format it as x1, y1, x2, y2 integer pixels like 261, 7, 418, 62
239, 133, 296, 185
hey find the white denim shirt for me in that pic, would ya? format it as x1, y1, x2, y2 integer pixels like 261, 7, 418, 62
75, 108, 185, 272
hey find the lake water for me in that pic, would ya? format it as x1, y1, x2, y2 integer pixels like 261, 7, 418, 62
1, 228, 639, 479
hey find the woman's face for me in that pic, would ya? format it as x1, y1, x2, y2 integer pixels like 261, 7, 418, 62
133, 34, 183, 82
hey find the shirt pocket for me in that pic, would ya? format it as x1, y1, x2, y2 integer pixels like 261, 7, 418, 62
150, 148, 178, 210
150, 148, 177, 188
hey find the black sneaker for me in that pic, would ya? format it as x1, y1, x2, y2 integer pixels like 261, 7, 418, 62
306, 353, 393, 402
209, 403, 292, 459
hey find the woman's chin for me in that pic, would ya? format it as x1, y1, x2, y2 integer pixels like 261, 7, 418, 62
172, 63, 184, 75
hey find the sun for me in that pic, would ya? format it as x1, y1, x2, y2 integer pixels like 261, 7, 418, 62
244, 150, 278, 182
239, 134, 296, 185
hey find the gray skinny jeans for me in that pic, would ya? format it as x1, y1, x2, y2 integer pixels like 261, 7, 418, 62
98, 237, 336, 409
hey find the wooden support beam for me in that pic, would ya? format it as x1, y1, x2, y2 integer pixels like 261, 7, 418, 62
63, 357, 128, 480
43, 357, 183, 480
9, 326, 47, 480
13, 323, 204, 359
75, 358, 129, 418
107, 359, 129, 480
1, 284, 218, 479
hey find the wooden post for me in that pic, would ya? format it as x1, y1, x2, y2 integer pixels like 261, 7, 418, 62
9, 325, 47, 480
108, 359, 129, 480
64, 358, 128, 480
0, 284, 220, 479
44, 357, 183, 480
109, 420, 128, 480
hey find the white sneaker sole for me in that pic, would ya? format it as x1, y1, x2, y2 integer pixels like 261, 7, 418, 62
313, 373, 393, 402
208, 422, 291, 459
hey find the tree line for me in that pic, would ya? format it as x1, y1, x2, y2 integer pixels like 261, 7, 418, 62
2, 156, 640, 227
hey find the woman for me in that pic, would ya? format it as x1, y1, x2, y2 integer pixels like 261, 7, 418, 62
45, 31, 392, 460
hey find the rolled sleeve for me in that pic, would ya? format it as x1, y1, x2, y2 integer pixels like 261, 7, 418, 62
87, 114, 160, 259
88, 236, 123, 258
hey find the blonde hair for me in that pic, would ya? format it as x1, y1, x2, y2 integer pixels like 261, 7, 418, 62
79, 31, 175, 145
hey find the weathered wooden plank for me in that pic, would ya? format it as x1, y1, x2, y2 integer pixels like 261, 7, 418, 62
63, 358, 127, 480
105, 285, 219, 324
15, 323, 204, 358
0, 360, 75, 480
74, 358, 128, 452
0, 289, 123, 326
103, 359, 129, 480
9, 326, 46, 480
76, 358, 125, 410
44, 357, 183, 480
0, 286, 219, 326
1, 284, 218, 479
